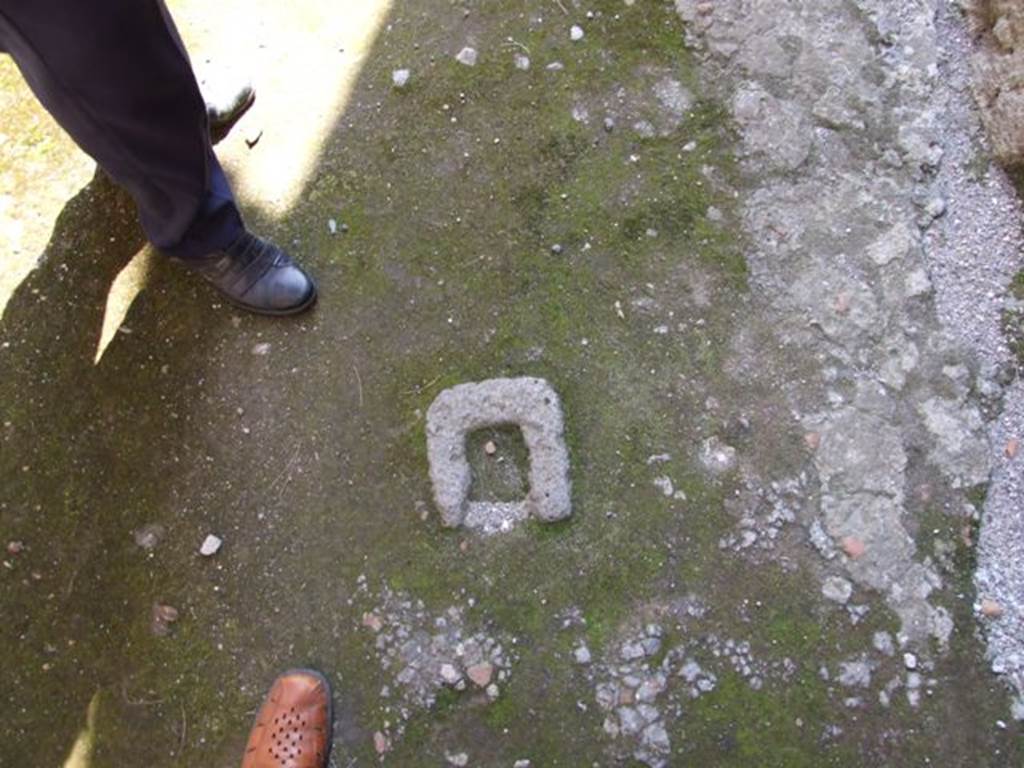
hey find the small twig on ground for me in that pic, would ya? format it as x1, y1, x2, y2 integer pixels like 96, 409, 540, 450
120, 679, 165, 707
64, 562, 79, 599
352, 364, 364, 408
553, 0, 569, 15
502, 37, 531, 54
405, 374, 442, 396
178, 703, 187, 756
268, 446, 301, 492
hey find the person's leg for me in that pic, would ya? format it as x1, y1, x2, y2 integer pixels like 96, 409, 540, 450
0, 0, 316, 314
0, 0, 239, 256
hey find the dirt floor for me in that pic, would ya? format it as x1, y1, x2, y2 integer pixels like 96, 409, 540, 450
1, 1, 1023, 766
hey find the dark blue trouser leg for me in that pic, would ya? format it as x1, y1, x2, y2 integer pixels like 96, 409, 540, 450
0, 0, 244, 259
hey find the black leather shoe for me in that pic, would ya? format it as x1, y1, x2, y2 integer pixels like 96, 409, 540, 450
190, 232, 317, 316
207, 83, 255, 145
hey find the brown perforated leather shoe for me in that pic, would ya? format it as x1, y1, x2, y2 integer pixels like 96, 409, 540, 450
240, 669, 332, 768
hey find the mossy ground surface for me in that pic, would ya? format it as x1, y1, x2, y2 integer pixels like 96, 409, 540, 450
1, 1, 1021, 766
1003, 267, 1024, 369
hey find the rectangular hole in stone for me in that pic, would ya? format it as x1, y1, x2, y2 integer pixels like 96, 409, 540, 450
466, 424, 530, 503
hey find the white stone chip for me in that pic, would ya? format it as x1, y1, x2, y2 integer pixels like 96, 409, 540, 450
199, 534, 222, 557
872, 631, 895, 657
573, 645, 592, 665
822, 576, 853, 604
440, 663, 462, 685
455, 47, 478, 66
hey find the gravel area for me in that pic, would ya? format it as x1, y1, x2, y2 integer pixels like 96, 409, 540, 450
676, 0, 1024, 715
926, 2, 1024, 713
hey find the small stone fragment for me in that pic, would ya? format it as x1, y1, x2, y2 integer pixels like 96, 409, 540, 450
570, 25, 585, 41
981, 599, 1005, 618
440, 663, 462, 685
804, 432, 821, 450
903, 653, 918, 671
573, 645, 592, 665
834, 292, 851, 314
373, 731, 391, 755
550, 243, 564, 255
924, 197, 946, 219
467, 662, 494, 688
6, 541, 25, 555
446, 753, 469, 767
1011, 698, 1024, 721
822, 576, 853, 604
1006, 438, 1020, 459
362, 612, 384, 632
641, 636, 662, 657
617, 706, 644, 735
392, 68, 411, 88
133, 524, 165, 550
251, 342, 271, 356
838, 660, 873, 688
905, 269, 932, 296
456, 47, 478, 66
699, 436, 738, 475
641, 721, 670, 752
199, 534, 222, 557
841, 536, 866, 559
679, 659, 702, 683
327, 218, 338, 235
596, 683, 617, 710
151, 603, 179, 636
652, 476, 674, 497
872, 631, 895, 657
620, 641, 647, 661
513, 53, 531, 71
635, 678, 664, 703
484, 440, 497, 456
514, 761, 532, 768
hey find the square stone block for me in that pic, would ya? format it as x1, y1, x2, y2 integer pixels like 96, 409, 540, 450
426, 377, 572, 531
